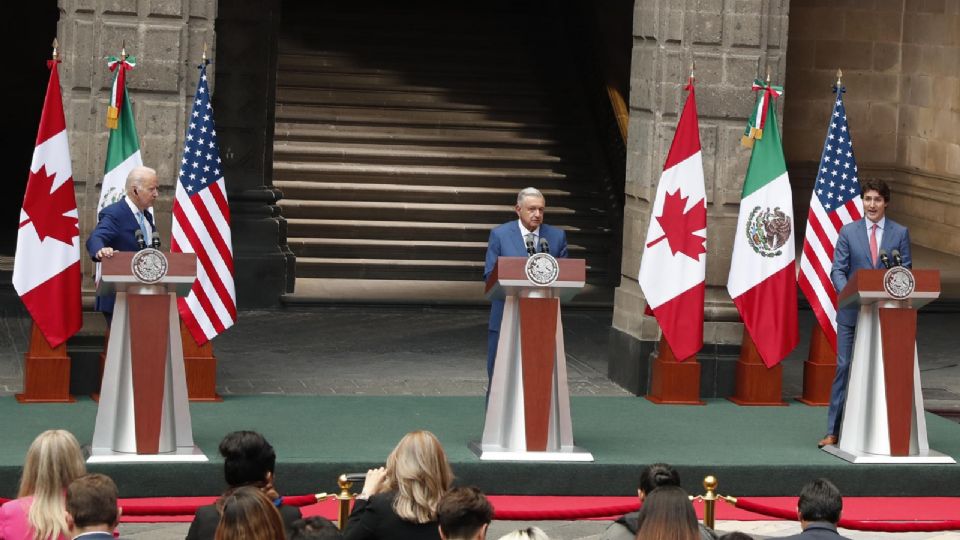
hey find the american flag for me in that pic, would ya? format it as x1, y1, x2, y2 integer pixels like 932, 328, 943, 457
798, 86, 863, 352
171, 60, 237, 345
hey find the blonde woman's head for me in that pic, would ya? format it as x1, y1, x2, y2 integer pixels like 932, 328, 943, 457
19, 430, 86, 540
385, 430, 454, 524
497, 527, 550, 540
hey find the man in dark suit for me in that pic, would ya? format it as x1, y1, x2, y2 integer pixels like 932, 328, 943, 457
820, 178, 911, 448
438, 486, 493, 540
85, 166, 159, 316
65, 473, 123, 540
482, 187, 568, 385
777, 479, 850, 539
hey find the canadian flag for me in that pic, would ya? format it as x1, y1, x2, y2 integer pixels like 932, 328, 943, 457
637, 82, 706, 360
13, 59, 82, 348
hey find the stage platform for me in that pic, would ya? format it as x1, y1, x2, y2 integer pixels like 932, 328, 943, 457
2, 395, 959, 499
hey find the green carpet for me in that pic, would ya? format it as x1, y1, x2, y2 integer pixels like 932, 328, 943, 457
1, 395, 959, 498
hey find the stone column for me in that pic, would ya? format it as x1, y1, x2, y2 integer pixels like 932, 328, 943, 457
609, 0, 790, 395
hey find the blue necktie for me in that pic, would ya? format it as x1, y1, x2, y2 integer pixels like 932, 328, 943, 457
137, 212, 150, 244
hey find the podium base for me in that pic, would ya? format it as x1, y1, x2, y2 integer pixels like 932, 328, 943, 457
822, 445, 956, 464
87, 446, 208, 464
468, 441, 593, 462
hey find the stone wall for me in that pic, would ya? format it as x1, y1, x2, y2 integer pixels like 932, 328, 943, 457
783, 0, 960, 255
58, 0, 217, 295
609, 0, 790, 393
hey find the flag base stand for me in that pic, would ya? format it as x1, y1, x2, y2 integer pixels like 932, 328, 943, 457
797, 324, 834, 406
16, 323, 75, 403
645, 337, 704, 405
728, 329, 786, 406
180, 322, 222, 402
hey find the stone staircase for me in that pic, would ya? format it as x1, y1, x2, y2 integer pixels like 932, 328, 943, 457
274, 1, 618, 301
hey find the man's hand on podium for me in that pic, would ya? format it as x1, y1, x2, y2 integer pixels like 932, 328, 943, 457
96, 247, 116, 260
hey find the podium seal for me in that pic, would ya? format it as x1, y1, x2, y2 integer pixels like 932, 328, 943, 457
883, 266, 915, 300
131, 248, 169, 284
525, 253, 559, 286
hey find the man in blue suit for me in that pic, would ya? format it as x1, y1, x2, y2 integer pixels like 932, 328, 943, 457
482, 187, 568, 387
86, 166, 159, 316
820, 178, 911, 448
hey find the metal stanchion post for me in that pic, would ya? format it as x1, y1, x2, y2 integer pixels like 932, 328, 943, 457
336, 474, 355, 530
701, 475, 718, 530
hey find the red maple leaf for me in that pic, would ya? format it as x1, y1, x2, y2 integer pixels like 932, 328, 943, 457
646, 189, 706, 261
21, 165, 79, 246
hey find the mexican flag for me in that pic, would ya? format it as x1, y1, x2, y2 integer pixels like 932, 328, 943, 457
726, 81, 798, 367
97, 55, 141, 212
638, 81, 705, 361
13, 59, 82, 348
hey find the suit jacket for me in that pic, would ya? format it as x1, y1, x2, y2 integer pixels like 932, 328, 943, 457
72, 532, 118, 540
482, 221, 569, 331
185, 502, 301, 540
343, 491, 440, 540
85, 199, 156, 314
0, 496, 69, 540
830, 217, 911, 327
778, 522, 851, 540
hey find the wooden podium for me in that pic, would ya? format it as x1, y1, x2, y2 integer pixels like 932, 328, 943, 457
470, 256, 593, 461
88, 250, 207, 463
822, 267, 955, 464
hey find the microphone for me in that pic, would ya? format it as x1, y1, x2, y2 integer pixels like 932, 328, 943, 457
891, 249, 903, 267
878, 249, 891, 269
525, 235, 536, 256
539, 237, 550, 254
134, 229, 146, 250
151, 234, 161, 250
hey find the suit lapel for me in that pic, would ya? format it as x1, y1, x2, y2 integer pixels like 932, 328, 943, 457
510, 221, 527, 255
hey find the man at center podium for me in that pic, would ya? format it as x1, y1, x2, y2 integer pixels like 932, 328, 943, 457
820, 178, 911, 448
482, 187, 568, 388
85, 166, 160, 318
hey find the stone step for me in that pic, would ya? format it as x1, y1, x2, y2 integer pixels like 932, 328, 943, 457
277, 200, 608, 228
292, 257, 608, 281
276, 70, 544, 97
272, 142, 569, 169
274, 104, 560, 130
281, 278, 615, 307
276, 86, 551, 113
271, 161, 574, 189
277, 52, 534, 80
273, 122, 565, 148
286, 237, 601, 261
284, 219, 612, 243
272, 182, 598, 205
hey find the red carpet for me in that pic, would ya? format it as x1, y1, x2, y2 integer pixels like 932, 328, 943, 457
114, 494, 960, 523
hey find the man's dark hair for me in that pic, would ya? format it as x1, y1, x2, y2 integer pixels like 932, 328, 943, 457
290, 517, 342, 540
66, 473, 119, 528
719, 533, 754, 540
219, 431, 277, 487
860, 178, 891, 202
798, 478, 843, 523
638, 463, 681, 495
437, 486, 494, 539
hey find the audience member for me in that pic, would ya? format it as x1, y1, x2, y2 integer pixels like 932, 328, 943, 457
601, 464, 716, 540
0, 430, 86, 540
65, 474, 121, 539
495, 527, 549, 540
344, 430, 454, 540
290, 517, 342, 540
634, 486, 699, 540
778, 479, 850, 540
214, 486, 285, 540
437, 487, 493, 540
718, 533, 753, 540
187, 431, 301, 540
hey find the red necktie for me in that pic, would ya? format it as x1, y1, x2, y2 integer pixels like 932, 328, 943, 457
870, 223, 879, 267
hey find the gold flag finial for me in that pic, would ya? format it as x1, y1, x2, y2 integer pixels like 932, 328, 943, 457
121, 40, 127, 60
690, 59, 695, 81
836, 69, 843, 86
52, 38, 59, 61
202, 41, 207, 62
765, 65, 771, 85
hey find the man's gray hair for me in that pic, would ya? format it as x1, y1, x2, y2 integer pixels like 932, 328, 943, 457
516, 187, 545, 206
125, 166, 157, 195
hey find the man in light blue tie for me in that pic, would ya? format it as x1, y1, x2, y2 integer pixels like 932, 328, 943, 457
820, 178, 912, 448
482, 188, 569, 390
85, 166, 159, 317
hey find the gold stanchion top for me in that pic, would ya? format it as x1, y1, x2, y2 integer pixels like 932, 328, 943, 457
703, 475, 717, 491
836, 69, 843, 86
